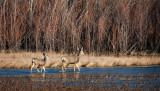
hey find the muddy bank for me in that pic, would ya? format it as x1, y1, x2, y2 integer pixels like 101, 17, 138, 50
0, 52, 160, 68
0, 73, 159, 91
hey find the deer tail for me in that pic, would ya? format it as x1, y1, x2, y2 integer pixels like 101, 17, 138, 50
61, 57, 65, 62
32, 58, 36, 65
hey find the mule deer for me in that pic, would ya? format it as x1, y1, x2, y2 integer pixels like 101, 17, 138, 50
61, 47, 84, 72
31, 53, 49, 73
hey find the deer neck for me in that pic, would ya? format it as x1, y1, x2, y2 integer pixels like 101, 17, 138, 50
44, 56, 47, 62
77, 53, 82, 58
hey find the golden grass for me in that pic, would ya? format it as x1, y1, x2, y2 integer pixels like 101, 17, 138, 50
0, 52, 160, 69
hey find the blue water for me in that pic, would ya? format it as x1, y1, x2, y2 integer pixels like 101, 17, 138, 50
0, 66, 159, 77
0, 66, 159, 88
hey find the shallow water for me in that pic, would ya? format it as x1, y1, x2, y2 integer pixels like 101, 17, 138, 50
0, 66, 160, 77
0, 66, 160, 90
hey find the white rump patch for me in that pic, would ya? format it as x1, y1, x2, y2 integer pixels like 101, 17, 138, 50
32, 59, 35, 63
61, 57, 65, 62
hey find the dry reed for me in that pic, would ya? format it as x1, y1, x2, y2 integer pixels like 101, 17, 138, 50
0, 52, 160, 69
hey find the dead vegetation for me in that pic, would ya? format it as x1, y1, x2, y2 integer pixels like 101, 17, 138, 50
0, 72, 159, 91
0, 52, 160, 69
0, 0, 160, 54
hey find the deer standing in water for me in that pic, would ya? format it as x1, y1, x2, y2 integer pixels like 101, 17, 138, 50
31, 53, 49, 73
61, 47, 84, 72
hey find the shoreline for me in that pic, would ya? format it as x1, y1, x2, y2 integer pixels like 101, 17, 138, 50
0, 52, 160, 69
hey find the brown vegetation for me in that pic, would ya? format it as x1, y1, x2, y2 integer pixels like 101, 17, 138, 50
0, 72, 159, 91
0, 52, 160, 69
0, 0, 160, 54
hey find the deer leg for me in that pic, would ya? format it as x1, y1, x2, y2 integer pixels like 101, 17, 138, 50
74, 64, 76, 72
43, 66, 46, 72
65, 66, 66, 72
41, 67, 42, 72
31, 63, 35, 73
64, 64, 69, 72
31, 68, 32, 73
62, 65, 64, 72
36, 67, 40, 72
76, 64, 80, 71
31, 65, 33, 73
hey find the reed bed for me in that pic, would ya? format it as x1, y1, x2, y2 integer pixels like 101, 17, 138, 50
0, 52, 160, 69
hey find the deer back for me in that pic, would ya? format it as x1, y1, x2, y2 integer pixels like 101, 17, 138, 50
33, 57, 47, 66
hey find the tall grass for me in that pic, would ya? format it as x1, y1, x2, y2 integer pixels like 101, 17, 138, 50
0, 52, 160, 69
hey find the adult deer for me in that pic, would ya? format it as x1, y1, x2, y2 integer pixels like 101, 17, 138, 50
61, 47, 84, 72
31, 53, 49, 73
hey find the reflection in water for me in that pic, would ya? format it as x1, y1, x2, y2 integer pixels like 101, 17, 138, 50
61, 72, 80, 82
74, 72, 80, 79
30, 72, 45, 77
61, 72, 67, 82
0, 66, 159, 89
30, 72, 46, 82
